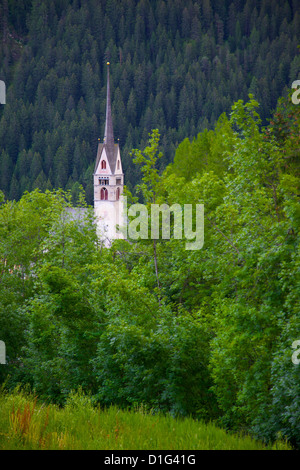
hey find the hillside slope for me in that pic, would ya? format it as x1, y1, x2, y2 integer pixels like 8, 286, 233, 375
0, 0, 299, 201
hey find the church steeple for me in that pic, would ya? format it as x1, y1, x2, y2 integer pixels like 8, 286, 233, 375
91, 60, 125, 243
93, 60, 124, 243
104, 62, 114, 150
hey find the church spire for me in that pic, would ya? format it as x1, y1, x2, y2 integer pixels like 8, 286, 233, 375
104, 62, 114, 149
93, 59, 124, 243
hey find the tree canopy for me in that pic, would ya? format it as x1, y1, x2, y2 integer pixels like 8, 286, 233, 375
0, 0, 299, 200
1, 93, 299, 447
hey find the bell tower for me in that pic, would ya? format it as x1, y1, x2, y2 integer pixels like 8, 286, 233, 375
94, 62, 125, 242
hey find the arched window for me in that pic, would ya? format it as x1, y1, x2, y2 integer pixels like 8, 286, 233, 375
101, 187, 108, 200
101, 160, 106, 169
117, 160, 120, 170
116, 187, 120, 201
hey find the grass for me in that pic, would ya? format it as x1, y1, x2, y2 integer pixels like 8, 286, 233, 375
0, 388, 291, 450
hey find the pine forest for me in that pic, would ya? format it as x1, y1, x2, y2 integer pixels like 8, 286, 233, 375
0, 0, 299, 452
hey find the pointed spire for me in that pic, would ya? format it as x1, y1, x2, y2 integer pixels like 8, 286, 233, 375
104, 62, 114, 149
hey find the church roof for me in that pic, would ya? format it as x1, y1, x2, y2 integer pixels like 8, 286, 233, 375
104, 63, 114, 149
94, 141, 119, 174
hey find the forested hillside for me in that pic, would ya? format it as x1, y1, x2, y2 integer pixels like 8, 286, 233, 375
0, 0, 300, 451
0, 93, 300, 447
0, 0, 299, 201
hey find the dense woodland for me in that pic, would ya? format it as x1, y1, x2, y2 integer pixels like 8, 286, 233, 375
1, 96, 300, 447
0, 0, 300, 200
0, 0, 300, 450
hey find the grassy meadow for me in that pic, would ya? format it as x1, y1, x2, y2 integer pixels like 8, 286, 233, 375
0, 388, 290, 450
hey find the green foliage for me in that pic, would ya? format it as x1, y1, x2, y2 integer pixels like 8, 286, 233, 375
131, 129, 163, 205
189, 95, 300, 445
0, 187, 98, 392
170, 113, 234, 181
1, 91, 299, 448
93, 311, 217, 419
0, 389, 290, 450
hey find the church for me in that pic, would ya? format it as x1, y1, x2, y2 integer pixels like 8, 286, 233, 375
66, 62, 125, 243
93, 62, 125, 243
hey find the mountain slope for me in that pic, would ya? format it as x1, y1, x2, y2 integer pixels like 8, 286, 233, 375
0, 0, 299, 202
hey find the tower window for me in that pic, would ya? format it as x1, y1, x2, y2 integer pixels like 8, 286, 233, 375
99, 177, 109, 185
101, 187, 108, 200
116, 187, 120, 201
116, 178, 121, 185
117, 160, 120, 170
101, 160, 106, 169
